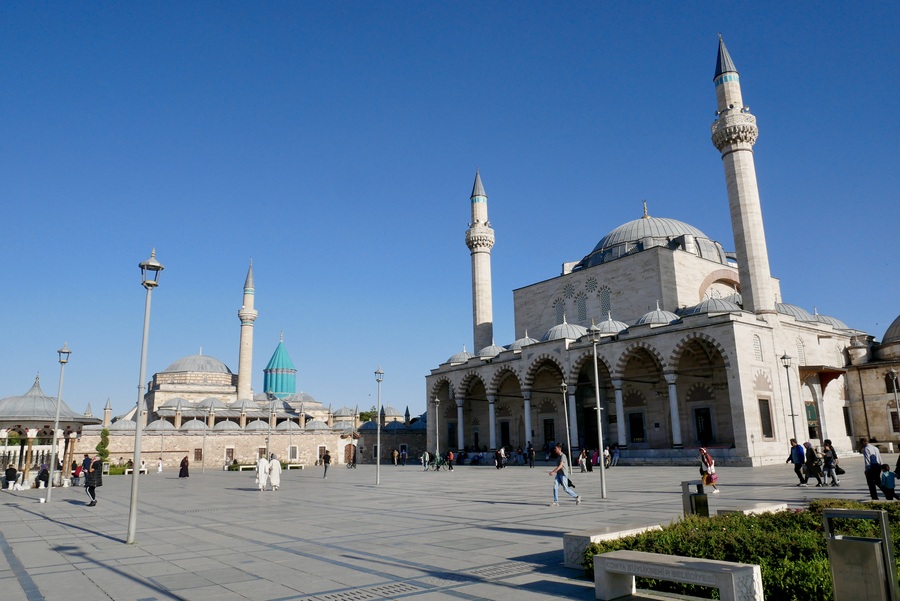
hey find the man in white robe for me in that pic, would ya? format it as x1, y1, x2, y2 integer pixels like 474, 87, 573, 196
268, 454, 282, 491
256, 455, 269, 491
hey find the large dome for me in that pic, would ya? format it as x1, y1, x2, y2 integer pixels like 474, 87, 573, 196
163, 354, 232, 374
574, 211, 727, 269
883, 314, 900, 344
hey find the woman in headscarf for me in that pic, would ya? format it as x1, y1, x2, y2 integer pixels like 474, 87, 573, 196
803, 442, 824, 487
698, 448, 719, 493
85, 455, 102, 506
179, 456, 190, 478
267, 454, 282, 491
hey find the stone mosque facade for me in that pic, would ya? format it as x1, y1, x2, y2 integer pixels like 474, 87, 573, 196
425, 38, 897, 466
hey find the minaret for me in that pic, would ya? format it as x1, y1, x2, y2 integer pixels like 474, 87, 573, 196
465, 170, 495, 352
237, 261, 258, 399
710, 36, 775, 314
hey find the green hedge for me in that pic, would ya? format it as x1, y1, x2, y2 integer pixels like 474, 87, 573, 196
583, 499, 900, 600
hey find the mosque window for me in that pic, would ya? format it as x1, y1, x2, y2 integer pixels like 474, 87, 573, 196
563, 283, 576, 299
887, 372, 900, 395
553, 298, 565, 324
890, 405, 900, 433
575, 292, 588, 323
752, 336, 763, 361
585, 277, 598, 293
758, 399, 774, 438
599, 286, 612, 315
796, 339, 807, 366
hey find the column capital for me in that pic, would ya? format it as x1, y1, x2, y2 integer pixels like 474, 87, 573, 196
664, 372, 678, 385
611, 379, 624, 391
454, 397, 464, 408
486, 395, 496, 404
521, 390, 532, 401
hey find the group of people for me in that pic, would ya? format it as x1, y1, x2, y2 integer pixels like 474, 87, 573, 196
390, 449, 408, 465
859, 437, 900, 501
577, 446, 620, 472
255, 454, 283, 490
786, 438, 842, 487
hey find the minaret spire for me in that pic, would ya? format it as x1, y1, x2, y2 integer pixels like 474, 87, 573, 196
237, 261, 258, 399
710, 36, 775, 314
465, 170, 495, 352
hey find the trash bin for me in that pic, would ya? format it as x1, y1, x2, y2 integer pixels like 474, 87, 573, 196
823, 509, 898, 601
681, 480, 709, 517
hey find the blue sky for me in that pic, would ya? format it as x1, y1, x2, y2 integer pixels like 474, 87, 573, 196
2, 2, 898, 418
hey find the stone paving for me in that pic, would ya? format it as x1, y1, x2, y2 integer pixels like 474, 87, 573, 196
0, 455, 879, 601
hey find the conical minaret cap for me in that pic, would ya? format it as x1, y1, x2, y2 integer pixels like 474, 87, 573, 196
470, 170, 487, 199
244, 260, 254, 289
714, 34, 738, 80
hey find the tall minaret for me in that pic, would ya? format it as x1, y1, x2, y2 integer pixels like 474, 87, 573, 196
237, 261, 258, 399
710, 36, 775, 314
465, 170, 495, 352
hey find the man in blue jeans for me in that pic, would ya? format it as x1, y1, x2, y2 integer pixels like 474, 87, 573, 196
548, 443, 581, 506
861, 437, 883, 500
785, 439, 807, 486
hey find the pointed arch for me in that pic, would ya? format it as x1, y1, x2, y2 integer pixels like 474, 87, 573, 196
523, 354, 566, 389
669, 332, 731, 368
614, 341, 667, 376
488, 366, 524, 396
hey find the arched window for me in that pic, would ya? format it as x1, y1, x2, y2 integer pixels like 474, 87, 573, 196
553, 298, 565, 324
575, 292, 588, 323
886, 371, 900, 395
796, 339, 807, 366
599, 286, 612, 315
752, 335, 763, 361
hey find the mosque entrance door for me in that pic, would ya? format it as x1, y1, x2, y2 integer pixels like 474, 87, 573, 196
694, 408, 713, 446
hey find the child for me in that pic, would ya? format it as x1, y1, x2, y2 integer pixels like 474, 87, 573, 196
881, 464, 896, 500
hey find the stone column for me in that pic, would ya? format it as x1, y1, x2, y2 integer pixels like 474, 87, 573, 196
456, 397, 465, 450
612, 379, 626, 448
523, 391, 533, 445
568, 391, 580, 451
665, 372, 683, 448
488, 395, 497, 450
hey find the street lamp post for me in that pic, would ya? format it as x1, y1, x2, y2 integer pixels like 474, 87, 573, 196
375, 368, 383, 485
45, 343, 71, 503
201, 406, 210, 474
781, 353, 798, 441
891, 368, 900, 437
588, 326, 608, 499
127, 249, 164, 545
560, 381, 574, 470
434, 397, 440, 461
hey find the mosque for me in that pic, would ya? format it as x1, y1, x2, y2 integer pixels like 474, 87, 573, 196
424, 37, 900, 466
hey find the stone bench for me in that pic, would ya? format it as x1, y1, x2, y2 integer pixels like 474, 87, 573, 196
124, 468, 149, 475
237, 465, 256, 471
563, 525, 662, 569
286, 464, 303, 470
593, 550, 763, 601
716, 502, 787, 516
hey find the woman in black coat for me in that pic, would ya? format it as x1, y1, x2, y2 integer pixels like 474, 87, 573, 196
85, 456, 102, 506
179, 456, 190, 478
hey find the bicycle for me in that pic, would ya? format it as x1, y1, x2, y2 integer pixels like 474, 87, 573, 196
432, 457, 449, 471
346, 461, 356, 469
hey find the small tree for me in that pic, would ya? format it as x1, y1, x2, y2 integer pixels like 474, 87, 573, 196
358, 405, 378, 423
96, 428, 110, 463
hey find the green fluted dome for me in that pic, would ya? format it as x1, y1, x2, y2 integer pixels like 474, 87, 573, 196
264, 340, 296, 399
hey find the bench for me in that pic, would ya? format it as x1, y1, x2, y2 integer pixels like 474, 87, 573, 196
716, 502, 787, 516
237, 465, 256, 471
593, 550, 764, 601
124, 468, 149, 475
563, 525, 662, 570
286, 464, 303, 470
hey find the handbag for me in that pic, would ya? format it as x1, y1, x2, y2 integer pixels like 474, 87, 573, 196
566, 477, 575, 488
835, 465, 846, 475
710, 473, 719, 483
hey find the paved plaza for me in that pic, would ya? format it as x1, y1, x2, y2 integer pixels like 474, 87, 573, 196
0, 455, 879, 601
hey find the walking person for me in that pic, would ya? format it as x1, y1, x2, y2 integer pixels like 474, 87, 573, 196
157, 458, 163, 474
882, 464, 897, 501
786, 439, 807, 486
421, 450, 430, 471
822, 439, 840, 486
548, 443, 581, 506
527, 443, 535, 468
698, 447, 719, 494
803, 442, 824, 487
322, 449, 331, 479
446, 450, 454, 471
85, 455, 102, 507
267, 454, 282, 491
256, 454, 269, 491
578, 449, 588, 473
179, 456, 190, 478
610, 444, 620, 466
862, 437, 883, 500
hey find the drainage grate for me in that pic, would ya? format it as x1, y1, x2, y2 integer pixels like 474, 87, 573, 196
313, 590, 381, 601
468, 562, 542, 579
367, 582, 423, 597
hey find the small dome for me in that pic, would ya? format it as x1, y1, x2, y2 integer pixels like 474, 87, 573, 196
381, 406, 403, 417
884, 314, 900, 344
331, 420, 355, 431
410, 419, 427, 431
109, 419, 137, 431
592, 314, 629, 337
145, 419, 176, 431
213, 420, 241, 431
304, 419, 330, 431
477, 341, 506, 359
284, 392, 319, 406
508, 331, 539, 351
359, 420, 378, 431
447, 346, 475, 365
384, 421, 407, 431
180, 419, 209, 431
163, 354, 232, 374
813, 310, 849, 330
724, 292, 743, 307
276, 420, 303, 431
686, 298, 742, 316
541, 317, 588, 342
197, 397, 229, 410
244, 419, 269, 431
635, 303, 681, 327
160, 397, 190, 408
333, 406, 355, 417
776, 303, 815, 322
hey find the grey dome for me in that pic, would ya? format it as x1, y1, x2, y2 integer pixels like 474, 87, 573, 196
0, 377, 99, 424
163, 354, 232, 374
276, 420, 303, 431
109, 419, 137, 431
197, 397, 229, 410
592, 314, 629, 337
381, 406, 403, 417
244, 419, 269, 431
885, 314, 900, 344
160, 397, 190, 408
231, 398, 261, 413
333, 406, 355, 417
724, 292, 743, 307
145, 419, 176, 431
304, 419, 330, 431
284, 392, 320, 406
575, 213, 727, 269
508, 332, 539, 351
447, 347, 475, 365
636, 305, 681, 327
686, 298, 742, 316
813, 311, 849, 330
776, 303, 815, 322
542, 319, 588, 342
180, 419, 209, 431
213, 420, 241, 431
477, 342, 507, 359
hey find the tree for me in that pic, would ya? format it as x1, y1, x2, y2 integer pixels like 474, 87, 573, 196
358, 405, 378, 423
96, 428, 110, 463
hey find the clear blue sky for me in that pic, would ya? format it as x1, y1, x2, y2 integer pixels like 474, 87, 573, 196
2, 2, 897, 418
